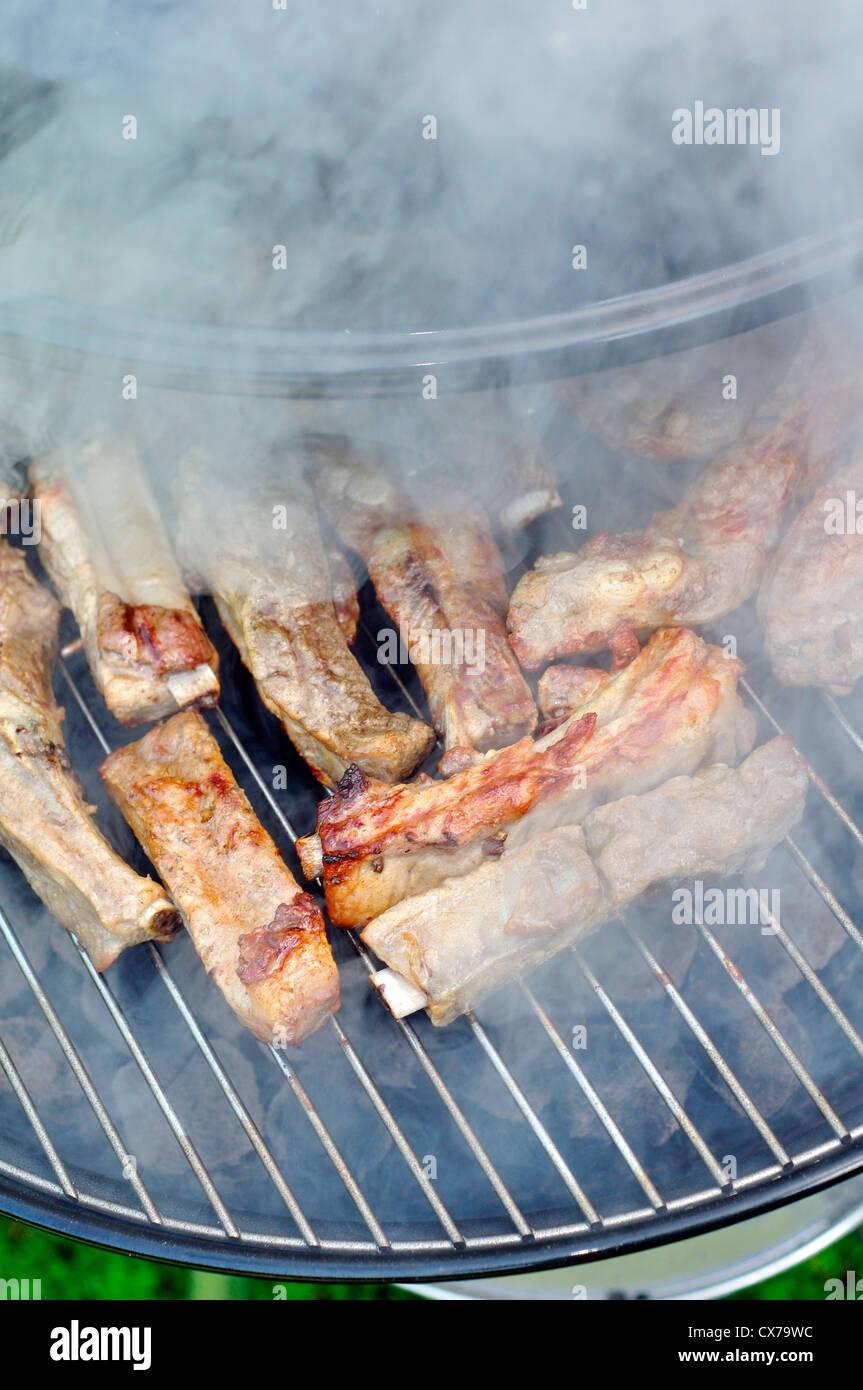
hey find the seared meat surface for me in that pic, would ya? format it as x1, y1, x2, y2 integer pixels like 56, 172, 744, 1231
306, 434, 537, 763
509, 331, 859, 668
0, 540, 179, 968
364, 737, 807, 1025
31, 432, 220, 725
101, 710, 340, 1046
298, 628, 755, 927
758, 457, 863, 696
175, 457, 433, 788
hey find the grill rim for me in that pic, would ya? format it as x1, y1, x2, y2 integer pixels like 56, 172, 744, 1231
3, 1141, 863, 1283
1, 224, 862, 395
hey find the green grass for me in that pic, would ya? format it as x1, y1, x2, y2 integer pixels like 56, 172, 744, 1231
0, 1214, 414, 1300
0, 1211, 860, 1300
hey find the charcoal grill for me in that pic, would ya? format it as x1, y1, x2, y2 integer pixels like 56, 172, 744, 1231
2, 399, 863, 1282
2, 0, 863, 1287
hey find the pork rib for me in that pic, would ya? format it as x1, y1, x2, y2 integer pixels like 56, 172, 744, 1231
31, 432, 220, 725
758, 457, 863, 696
0, 540, 179, 968
101, 710, 340, 1046
509, 330, 859, 668
364, 737, 807, 1025
306, 433, 537, 765
174, 455, 433, 788
297, 627, 755, 927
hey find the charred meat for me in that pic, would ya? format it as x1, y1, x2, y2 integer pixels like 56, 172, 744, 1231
0, 540, 179, 969
306, 434, 537, 763
101, 710, 340, 1047
298, 627, 755, 928
174, 455, 433, 788
31, 432, 220, 725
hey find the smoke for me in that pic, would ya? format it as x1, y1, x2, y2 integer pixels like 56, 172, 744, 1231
0, 0, 862, 341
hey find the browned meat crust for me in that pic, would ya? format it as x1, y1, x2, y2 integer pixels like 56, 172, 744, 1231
363, 737, 807, 1025
0, 540, 179, 968
174, 462, 433, 788
31, 434, 220, 724
101, 710, 340, 1046
306, 435, 537, 759
758, 457, 863, 696
509, 331, 860, 669
298, 627, 755, 927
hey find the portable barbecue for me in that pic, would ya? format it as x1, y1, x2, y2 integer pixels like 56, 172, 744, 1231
2, 0, 863, 1293
1, 375, 862, 1281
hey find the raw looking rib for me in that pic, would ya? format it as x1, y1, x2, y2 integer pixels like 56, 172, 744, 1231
101, 709, 340, 1047
31, 432, 220, 725
364, 736, 807, 1025
306, 433, 537, 765
509, 328, 862, 669
174, 454, 433, 788
297, 627, 756, 928
0, 539, 179, 969
758, 456, 863, 696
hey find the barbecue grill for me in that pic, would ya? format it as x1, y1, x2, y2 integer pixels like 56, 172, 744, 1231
2, 0, 863, 1293
2, 320, 863, 1283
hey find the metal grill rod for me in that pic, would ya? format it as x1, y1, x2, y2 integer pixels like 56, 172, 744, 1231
0, 904, 161, 1223
0, 1034, 77, 1199
619, 920, 791, 1169
694, 922, 849, 1142
519, 982, 667, 1210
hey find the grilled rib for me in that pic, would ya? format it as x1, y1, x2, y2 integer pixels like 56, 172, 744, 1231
364, 736, 807, 1025
0, 539, 179, 969
509, 331, 859, 669
306, 434, 537, 765
297, 627, 755, 928
174, 455, 433, 788
758, 457, 863, 696
101, 710, 340, 1047
557, 315, 809, 462
30, 432, 220, 725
